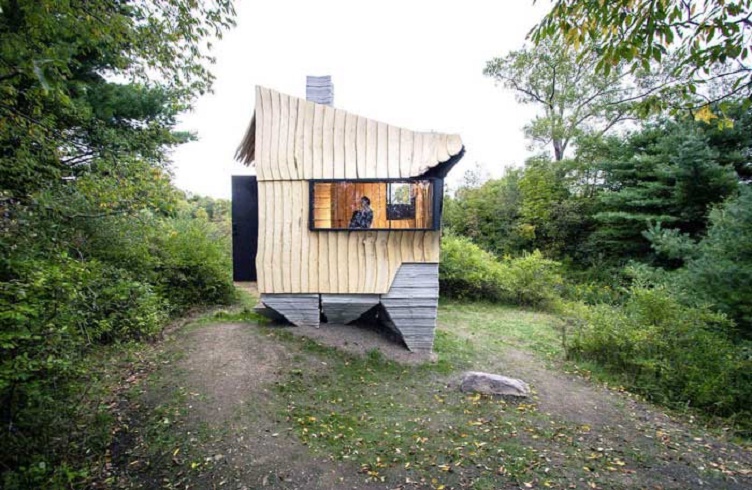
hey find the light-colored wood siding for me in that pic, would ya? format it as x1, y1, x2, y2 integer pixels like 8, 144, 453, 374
245, 85, 460, 295
256, 181, 441, 294
245, 86, 463, 180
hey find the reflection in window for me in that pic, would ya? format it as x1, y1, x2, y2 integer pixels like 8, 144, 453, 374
311, 180, 436, 230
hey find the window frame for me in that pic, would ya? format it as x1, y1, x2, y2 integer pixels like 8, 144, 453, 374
308, 177, 444, 232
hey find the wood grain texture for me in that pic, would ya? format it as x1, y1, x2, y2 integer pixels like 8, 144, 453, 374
312, 103, 324, 179
344, 112, 357, 179
380, 263, 439, 352
256, 181, 444, 294
302, 100, 315, 180
322, 105, 335, 179
333, 109, 346, 179
247, 87, 463, 180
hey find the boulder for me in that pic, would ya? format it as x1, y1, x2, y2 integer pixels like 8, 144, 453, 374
459, 371, 530, 397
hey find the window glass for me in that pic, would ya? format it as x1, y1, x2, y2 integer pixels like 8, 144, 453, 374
311, 180, 436, 230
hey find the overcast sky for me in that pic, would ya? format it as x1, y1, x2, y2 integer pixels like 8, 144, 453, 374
171, 0, 551, 199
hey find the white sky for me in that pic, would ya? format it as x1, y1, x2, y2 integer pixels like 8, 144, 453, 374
171, 0, 551, 199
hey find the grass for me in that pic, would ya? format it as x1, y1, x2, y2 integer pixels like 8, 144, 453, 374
47, 290, 751, 489
265, 310, 634, 489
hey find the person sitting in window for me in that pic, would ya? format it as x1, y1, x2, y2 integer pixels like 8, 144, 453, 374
348, 196, 373, 229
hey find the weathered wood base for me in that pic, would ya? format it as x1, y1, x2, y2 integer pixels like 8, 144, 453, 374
260, 294, 320, 328
260, 264, 439, 352
321, 294, 380, 324
380, 264, 439, 352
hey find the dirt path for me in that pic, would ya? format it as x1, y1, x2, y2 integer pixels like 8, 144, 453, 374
107, 313, 752, 489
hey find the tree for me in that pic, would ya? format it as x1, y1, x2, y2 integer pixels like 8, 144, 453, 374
532, 0, 752, 111
592, 120, 739, 262
0, 0, 235, 199
484, 40, 633, 160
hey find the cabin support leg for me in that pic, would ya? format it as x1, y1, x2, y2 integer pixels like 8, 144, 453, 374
379, 263, 439, 352
260, 294, 320, 328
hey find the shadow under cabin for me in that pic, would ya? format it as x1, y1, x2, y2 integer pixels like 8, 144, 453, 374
233, 76, 464, 352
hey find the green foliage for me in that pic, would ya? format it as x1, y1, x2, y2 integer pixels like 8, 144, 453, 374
678, 187, 752, 335
592, 120, 739, 263
440, 235, 563, 308
484, 40, 632, 160
567, 286, 751, 418
0, 0, 238, 484
532, 0, 752, 111
443, 169, 529, 257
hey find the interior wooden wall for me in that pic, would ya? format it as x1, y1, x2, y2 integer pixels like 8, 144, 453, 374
257, 181, 441, 294
313, 182, 433, 230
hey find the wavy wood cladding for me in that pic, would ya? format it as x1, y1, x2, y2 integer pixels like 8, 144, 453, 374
256, 181, 440, 294
245, 86, 463, 180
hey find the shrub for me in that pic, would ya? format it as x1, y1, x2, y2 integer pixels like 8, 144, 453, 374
440, 235, 563, 308
440, 234, 504, 301
0, 255, 166, 485
154, 218, 236, 311
567, 286, 752, 418
497, 250, 563, 308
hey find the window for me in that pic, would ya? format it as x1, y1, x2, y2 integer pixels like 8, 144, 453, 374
310, 179, 441, 231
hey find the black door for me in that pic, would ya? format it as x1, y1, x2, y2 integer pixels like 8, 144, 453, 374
231, 176, 258, 281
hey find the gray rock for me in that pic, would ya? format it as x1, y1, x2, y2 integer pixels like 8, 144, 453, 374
459, 371, 530, 397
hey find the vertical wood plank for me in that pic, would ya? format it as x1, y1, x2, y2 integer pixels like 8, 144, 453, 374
357, 233, 366, 293
399, 128, 413, 178
333, 109, 346, 179
257, 182, 267, 291
322, 105, 335, 179
356, 116, 367, 179
264, 183, 276, 290
277, 92, 290, 180
272, 181, 284, 290
260, 87, 273, 180
344, 112, 358, 179
300, 182, 310, 291
318, 229, 329, 293
255, 87, 266, 180
281, 181, 292, 292
401, 230, 414, 263
363, 232, 377, 292
376, 122, 388, 177
425, 231, 441, 262
387, 231, 400, 289
365, 119, 378, 179
337, 232, 348, 293
308, 226, 319, 291
437, 133, 450, 163
290, 182, 303, 292
328, 232, 338, 293
293, 99, 305, 178
312, 103, 324, 179
421, 133, 435, 175
387, 125, 401, 179
302, 100, 315, 180
286, 96, 299, 179
269, 89, 281, 181
348, 232, 359, 294
412, 230, 425, 262
411, 132, 424, 177
375, 231, 389, 292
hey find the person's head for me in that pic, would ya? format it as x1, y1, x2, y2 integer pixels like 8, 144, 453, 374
360, 196, 371, 208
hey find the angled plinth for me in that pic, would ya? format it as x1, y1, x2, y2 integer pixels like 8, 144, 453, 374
321, 294, 380, 324
260, 294, 320, 328
379, 263, 439, 352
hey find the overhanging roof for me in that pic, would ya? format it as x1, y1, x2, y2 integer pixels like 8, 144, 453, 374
235, 86, 464, 181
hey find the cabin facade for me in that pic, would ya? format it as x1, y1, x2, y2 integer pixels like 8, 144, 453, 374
235, 78, 464, 352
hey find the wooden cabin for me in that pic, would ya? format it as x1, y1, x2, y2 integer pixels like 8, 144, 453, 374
234, 77, 464, 352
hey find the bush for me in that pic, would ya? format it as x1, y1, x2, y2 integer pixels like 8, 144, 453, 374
0, 255, 166, 484
154, 218, 236, 311
440, 234, 505, 301
567, 285, 752, 418
440, 235, 563, 308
